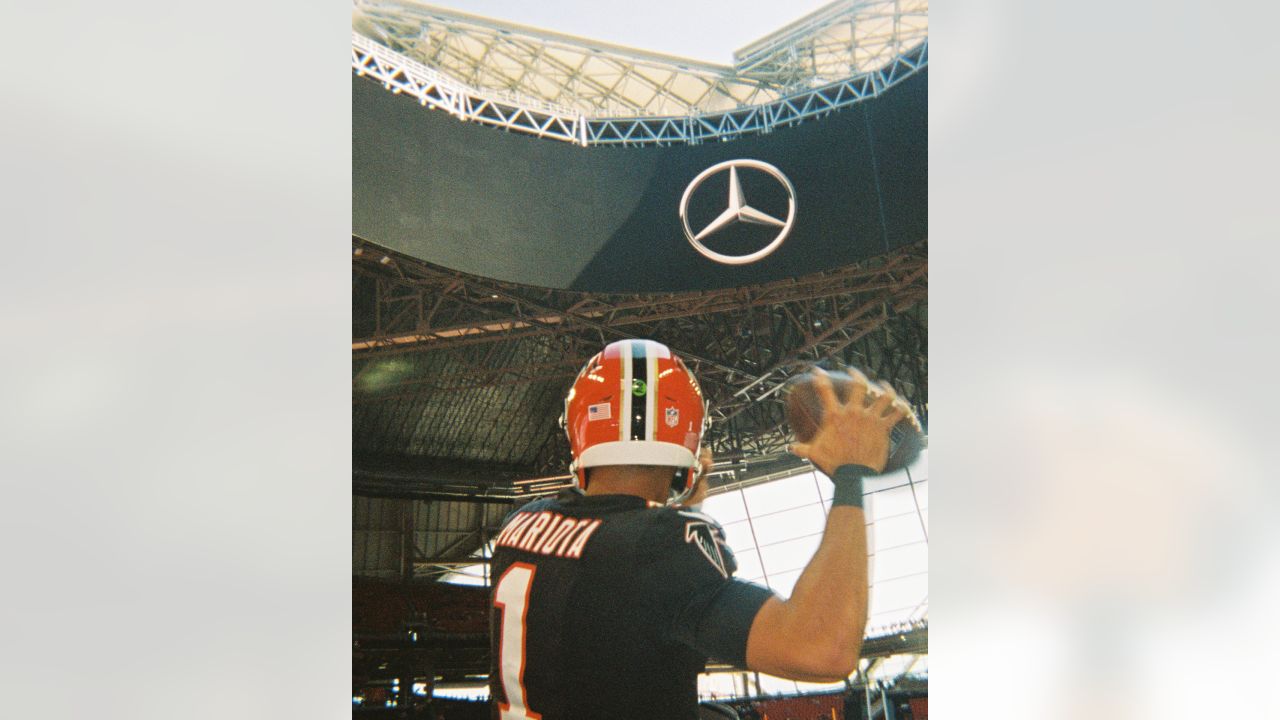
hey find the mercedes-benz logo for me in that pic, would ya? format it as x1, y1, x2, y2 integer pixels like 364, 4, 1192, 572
678, 159, 796, 265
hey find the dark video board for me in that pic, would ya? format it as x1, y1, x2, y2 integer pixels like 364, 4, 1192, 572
353, 68, 926, 292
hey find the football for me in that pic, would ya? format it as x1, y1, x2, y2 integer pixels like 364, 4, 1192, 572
783, 368, 926, 474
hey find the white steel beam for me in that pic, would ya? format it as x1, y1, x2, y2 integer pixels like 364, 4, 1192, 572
352, 0, 927, 147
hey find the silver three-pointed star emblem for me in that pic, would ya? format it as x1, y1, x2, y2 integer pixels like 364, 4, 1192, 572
678, 159, 797, 265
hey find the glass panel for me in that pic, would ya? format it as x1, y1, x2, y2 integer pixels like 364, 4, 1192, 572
870, 573, 928, 616
795, 679, 848, 693
757, 533, 822, 576
757, 672, 800, 695
720, 519, 758, 554
765, 568, 803, 598
814, 471, 834, 500
701, 489, 748, 524
869, 511, 926, 550
909, 448, 928, 478
433, 685, 490, 701
697, 672, 738, 699
747, 503, 827, 546
730, 548, 763, 580
697, 467, 927, 659
864, 449, 928, 494
742, 473, 823, 515
868, 483, 924, 519
866, 467, 909, 492
867, 605, 917, 630
441, 562, 488, 586
813, 466, 921, 502
909, 479, 928, 509
441, 573, 487, 586
871, 541, 928, 583
868, 654, 917, 681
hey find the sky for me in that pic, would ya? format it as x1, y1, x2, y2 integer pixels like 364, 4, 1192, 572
428, 0, 835, 65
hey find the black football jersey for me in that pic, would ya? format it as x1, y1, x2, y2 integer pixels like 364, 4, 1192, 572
487, 490, 774, 720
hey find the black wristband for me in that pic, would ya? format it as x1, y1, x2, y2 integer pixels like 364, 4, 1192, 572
830, 464, 872, 508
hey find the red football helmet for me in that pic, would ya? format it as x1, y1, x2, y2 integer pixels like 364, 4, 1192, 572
562, 339, 709, 503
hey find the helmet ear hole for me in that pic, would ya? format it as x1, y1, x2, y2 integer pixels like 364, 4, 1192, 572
668, 466, 695, 505
669, 467, 684, 498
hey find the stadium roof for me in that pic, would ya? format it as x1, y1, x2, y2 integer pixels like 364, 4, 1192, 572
350, 0, 930, 501
352, 0, 927, 144
352, 237, 927, 502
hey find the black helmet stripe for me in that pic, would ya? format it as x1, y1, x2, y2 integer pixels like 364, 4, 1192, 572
630, 340, 648, 441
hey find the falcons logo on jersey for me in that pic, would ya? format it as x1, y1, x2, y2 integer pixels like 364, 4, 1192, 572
683, 520, 729, 579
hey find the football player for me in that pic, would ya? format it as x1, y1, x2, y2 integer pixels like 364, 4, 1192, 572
488, 339, 906, 719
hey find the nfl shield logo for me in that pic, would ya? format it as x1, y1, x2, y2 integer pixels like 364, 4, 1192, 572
664, 407, 679, 428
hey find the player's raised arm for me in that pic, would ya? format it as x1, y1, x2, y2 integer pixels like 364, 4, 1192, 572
744, 367, 909, 681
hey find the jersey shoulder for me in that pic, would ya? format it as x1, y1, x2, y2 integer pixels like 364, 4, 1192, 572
643, 506, 736, 580
643, 505, 727, 531
498, 496, 559, 526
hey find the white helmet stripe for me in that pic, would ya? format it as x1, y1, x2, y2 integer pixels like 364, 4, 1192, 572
646, 343, 658, 441
619, 340, 632, 442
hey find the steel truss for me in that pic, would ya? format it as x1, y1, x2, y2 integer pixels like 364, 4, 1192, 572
353, 237, 926, 476
351, 0, 927, 147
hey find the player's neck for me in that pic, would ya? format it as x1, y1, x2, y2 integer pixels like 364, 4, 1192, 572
583, 466, 669, 504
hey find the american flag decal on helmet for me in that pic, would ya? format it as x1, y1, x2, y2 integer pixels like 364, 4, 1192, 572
587, 402, 611, 421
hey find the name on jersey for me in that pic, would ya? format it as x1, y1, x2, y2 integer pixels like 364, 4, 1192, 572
494, 511, 603, 559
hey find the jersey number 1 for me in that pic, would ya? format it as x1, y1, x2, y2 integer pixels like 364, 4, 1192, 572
494, 563, 541, 719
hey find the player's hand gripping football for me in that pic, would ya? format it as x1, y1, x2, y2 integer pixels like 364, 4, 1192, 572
788, 367, 910, 476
